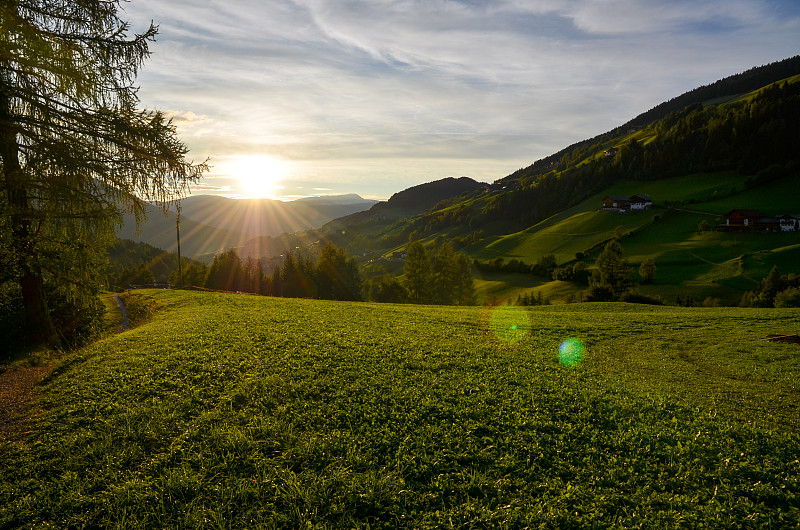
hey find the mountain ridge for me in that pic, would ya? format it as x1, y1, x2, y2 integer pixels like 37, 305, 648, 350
119, 193, 378, 258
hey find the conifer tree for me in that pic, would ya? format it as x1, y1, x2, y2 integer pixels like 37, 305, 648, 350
589, 240, 633, 299
403, 241, 432, 304
317, 243, 362, 301
1, 1, 207, 346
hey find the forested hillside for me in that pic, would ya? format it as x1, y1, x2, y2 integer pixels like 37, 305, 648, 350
412, 71, 800, 239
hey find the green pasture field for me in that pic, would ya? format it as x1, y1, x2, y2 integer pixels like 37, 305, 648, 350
466, 171, 754, 267
605, 172, 748, 205
472, 272, 547, 305
472, 210, 655, 265
2, 290, 799, 528
692, 173, 800, 215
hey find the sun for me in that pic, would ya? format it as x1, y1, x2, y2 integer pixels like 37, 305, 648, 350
228, 155, 288, 199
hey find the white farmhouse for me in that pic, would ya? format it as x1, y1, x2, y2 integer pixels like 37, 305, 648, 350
630, 195, 653, 210
778, 214, 800, 232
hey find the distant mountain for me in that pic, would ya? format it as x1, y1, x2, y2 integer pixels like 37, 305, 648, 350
117, 194, 377, 259
294, 193, 374, 205
382, 177, 485, 211
170, 194, 377, 239
328, 177, 486, 227
234, 177, 486, 260
117, 202, 251, 260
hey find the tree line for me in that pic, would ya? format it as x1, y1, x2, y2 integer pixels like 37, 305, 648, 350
739, 266, 800, 308
512, 241, 659, 306
139, 244, 364, 302
365, 241, 474, 305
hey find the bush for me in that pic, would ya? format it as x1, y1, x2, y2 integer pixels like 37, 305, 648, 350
638, 258, 657, 284
702, 297, 721, 307
119, 291, 161, 327
619, 291, 664, 305
584, 284, 614, 302
775, 287, 800, 308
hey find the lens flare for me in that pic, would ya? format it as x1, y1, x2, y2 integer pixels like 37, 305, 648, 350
488, 305, 531, 344
558, 338, 585, 367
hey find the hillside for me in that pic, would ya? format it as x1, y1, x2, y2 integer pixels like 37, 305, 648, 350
498, 55, 800, 186
471, 172, 800, 305
328, 176, 486, 227
3, 290, 798, 526
305, 58, 800, 304
114, 57, 800, 300
107, 239, 187, 286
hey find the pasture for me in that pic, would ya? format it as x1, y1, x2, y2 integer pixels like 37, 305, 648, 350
1, 290, 799, 527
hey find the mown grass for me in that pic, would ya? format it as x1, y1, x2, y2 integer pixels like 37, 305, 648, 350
2, 290, 799, 528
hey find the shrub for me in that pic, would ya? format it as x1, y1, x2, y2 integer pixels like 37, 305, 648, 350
702, 297, 722, 307
639, 258, 657, 284
584, 284, 614, 302
775, 287, 800, 308
619, 291, 664, 305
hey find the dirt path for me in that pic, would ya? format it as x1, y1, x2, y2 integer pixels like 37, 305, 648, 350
0, 365, 52, 438
113, 294, 130, 332
0, 296, 130, 441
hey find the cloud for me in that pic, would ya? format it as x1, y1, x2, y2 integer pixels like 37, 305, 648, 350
568, 0, 768, 35
123, 0, 800, 199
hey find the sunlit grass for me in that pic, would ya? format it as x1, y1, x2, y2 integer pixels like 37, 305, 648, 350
1, 291, 798, 527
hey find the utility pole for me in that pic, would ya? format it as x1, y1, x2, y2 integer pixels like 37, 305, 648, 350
176, 201, 183, 289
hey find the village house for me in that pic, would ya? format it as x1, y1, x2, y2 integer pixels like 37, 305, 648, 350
758, 217, 781, 232
630, 194, 653, 210
723, 209, 764, 230
602, 195, 631, 211
778, 214, 800, 232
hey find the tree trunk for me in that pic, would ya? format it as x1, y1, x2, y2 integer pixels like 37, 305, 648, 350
0, 84, 61, 348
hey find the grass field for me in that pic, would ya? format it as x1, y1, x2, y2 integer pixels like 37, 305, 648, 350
2, 290, 799, 528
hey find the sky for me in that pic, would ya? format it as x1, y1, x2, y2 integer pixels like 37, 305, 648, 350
123, 0, 800, 201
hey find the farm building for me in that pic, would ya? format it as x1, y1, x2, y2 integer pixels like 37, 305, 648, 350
723, 209, 764, 230
758, 217, 780, 232
630, 195, 653, 210
778, 214, 800, 232
602, 195, 631, 211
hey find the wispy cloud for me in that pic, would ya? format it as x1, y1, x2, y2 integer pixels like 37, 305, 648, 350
124, 0, 800, 199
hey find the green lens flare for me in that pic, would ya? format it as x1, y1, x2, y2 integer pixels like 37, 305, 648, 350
489, 305, 531, 344
558, 338, 585, 367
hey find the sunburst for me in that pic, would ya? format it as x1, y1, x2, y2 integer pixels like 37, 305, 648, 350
228, 155, 288, 199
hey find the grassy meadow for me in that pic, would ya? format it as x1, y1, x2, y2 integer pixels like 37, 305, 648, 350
2, 290, 799, 527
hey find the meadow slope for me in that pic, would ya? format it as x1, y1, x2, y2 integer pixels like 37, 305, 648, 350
1, 290, 799, 528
